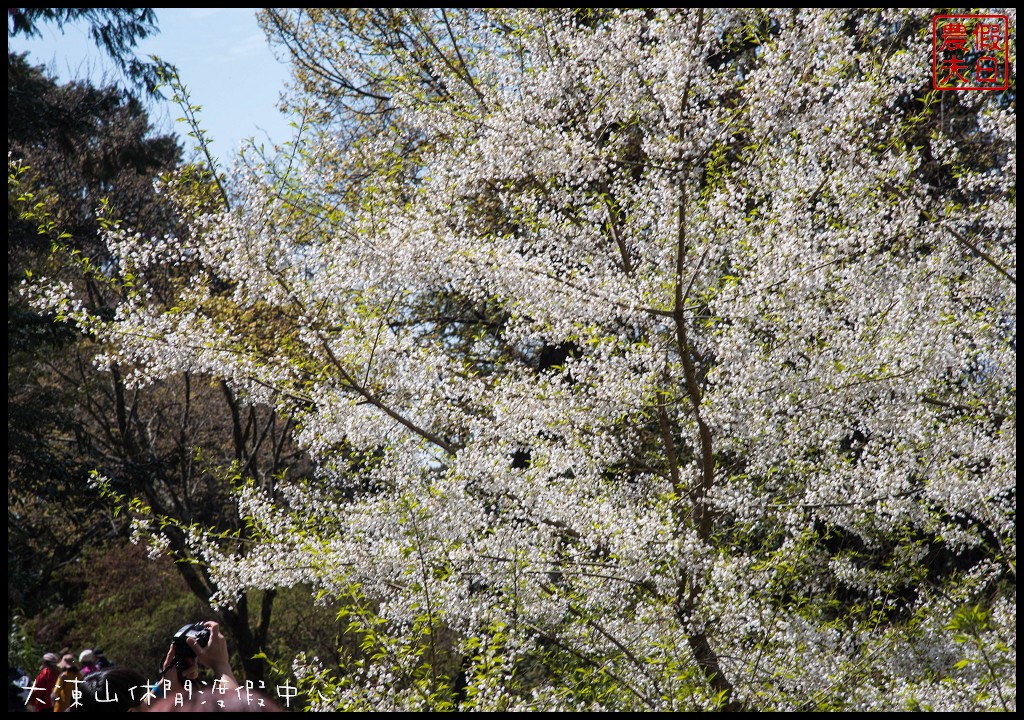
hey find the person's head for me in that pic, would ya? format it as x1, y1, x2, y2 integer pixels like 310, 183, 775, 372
42, 652, 59, 669
69, 667, 148, 712
178, 655, 199, 681
151, 688, 283, 713
78, 649, 95, 666
58, 654, 79, 674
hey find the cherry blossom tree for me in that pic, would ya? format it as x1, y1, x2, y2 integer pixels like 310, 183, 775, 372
17, 8, 1014, 711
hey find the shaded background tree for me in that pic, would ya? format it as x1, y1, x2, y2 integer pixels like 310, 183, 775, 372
7, 8, 164, 97
8, 47, 182, 628
8, 32, 341, 689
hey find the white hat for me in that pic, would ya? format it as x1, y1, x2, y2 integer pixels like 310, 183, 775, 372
79, 649, 96, 664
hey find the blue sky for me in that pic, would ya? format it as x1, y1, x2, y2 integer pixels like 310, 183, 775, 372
8, 8, 296, 167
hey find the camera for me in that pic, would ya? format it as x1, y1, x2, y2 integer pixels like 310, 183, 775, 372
171, 622, 211, 662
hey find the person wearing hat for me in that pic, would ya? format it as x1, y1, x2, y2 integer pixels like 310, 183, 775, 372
52, 654, 82, 712
78, 649, 97, 677
26, 652, 58, 711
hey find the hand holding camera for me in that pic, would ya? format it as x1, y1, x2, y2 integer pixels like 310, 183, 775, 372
159, 620, 238, 693
171, 621, 211, 665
